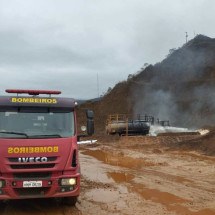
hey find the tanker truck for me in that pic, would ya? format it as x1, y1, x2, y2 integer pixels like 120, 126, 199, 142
106, 114, 151, 136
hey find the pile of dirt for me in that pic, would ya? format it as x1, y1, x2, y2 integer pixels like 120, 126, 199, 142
170, 128, 215, 156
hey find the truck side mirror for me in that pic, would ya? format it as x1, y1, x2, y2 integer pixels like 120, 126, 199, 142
87, 119, 94, 135
86, 110, 94, 136
86, 110, 94, 119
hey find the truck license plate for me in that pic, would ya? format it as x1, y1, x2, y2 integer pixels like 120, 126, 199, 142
23, 181, 42, 188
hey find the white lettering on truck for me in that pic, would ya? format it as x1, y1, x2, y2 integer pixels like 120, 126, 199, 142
18, 157, 48, 163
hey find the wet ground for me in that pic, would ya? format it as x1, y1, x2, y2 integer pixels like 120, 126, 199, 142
0, 136, 215, 215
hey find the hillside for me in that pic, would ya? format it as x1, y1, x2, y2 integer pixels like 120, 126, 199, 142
77, 35, 215, 135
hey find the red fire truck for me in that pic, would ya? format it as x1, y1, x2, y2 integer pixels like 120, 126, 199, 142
0, 89, 94, 205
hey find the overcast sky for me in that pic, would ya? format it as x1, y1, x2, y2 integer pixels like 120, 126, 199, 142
0, 0, 214, 99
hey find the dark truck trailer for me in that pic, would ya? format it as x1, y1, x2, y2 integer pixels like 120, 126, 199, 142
106, 114, 151, 136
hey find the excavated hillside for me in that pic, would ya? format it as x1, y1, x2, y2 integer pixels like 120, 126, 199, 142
131, 35, 215, 127
77, 35, 215, 137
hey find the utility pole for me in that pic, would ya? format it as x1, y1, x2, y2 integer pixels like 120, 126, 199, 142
97, 73, 100, 97
185, 32, 188, 43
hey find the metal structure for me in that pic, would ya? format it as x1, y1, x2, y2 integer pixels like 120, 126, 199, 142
106, 114, 152, 136
157, 119, 170, 127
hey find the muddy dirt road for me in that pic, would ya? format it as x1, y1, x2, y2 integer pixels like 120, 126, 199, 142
0, 137, 215, 215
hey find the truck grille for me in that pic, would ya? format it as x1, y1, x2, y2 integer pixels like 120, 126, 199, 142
15, 187, 49, 197
14, 172, 51, 180
8, 156, 57, 169
10, 164, 55, 169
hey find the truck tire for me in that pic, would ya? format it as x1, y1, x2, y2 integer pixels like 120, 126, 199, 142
62, 196, 77, 206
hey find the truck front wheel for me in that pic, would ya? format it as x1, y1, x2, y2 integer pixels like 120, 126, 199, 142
62, 196, 78, 206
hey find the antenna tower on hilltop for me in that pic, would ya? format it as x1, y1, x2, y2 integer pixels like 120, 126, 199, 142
185, 32, 188, 43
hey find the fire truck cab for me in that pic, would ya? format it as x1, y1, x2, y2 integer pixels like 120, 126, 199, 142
0, 89, 94, 205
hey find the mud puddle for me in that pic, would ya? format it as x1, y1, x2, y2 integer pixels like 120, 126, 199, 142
106, 171, 215, 215
107, 172, 135, 183
107, 171, 188, 213
81, 149, 154, 169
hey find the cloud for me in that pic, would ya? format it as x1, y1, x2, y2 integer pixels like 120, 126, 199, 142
0, 0, 214, 98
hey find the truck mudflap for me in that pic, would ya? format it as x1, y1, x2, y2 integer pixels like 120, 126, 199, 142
0, 173, 80, 200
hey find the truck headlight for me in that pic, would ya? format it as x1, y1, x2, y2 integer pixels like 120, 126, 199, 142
60, 178, 76, 186
0, 180, 5, 188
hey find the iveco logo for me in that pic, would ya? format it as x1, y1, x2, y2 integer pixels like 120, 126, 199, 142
18, 157, 48, 163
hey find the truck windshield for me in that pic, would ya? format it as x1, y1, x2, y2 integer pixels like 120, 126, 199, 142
0, 110, 75, 138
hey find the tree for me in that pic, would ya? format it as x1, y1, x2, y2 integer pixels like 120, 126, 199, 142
127, 74, 133, 80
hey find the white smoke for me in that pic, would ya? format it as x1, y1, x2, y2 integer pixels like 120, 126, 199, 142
149, 125, 194, 136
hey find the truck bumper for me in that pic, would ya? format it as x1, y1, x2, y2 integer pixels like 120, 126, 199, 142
0, 173, 80, 200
